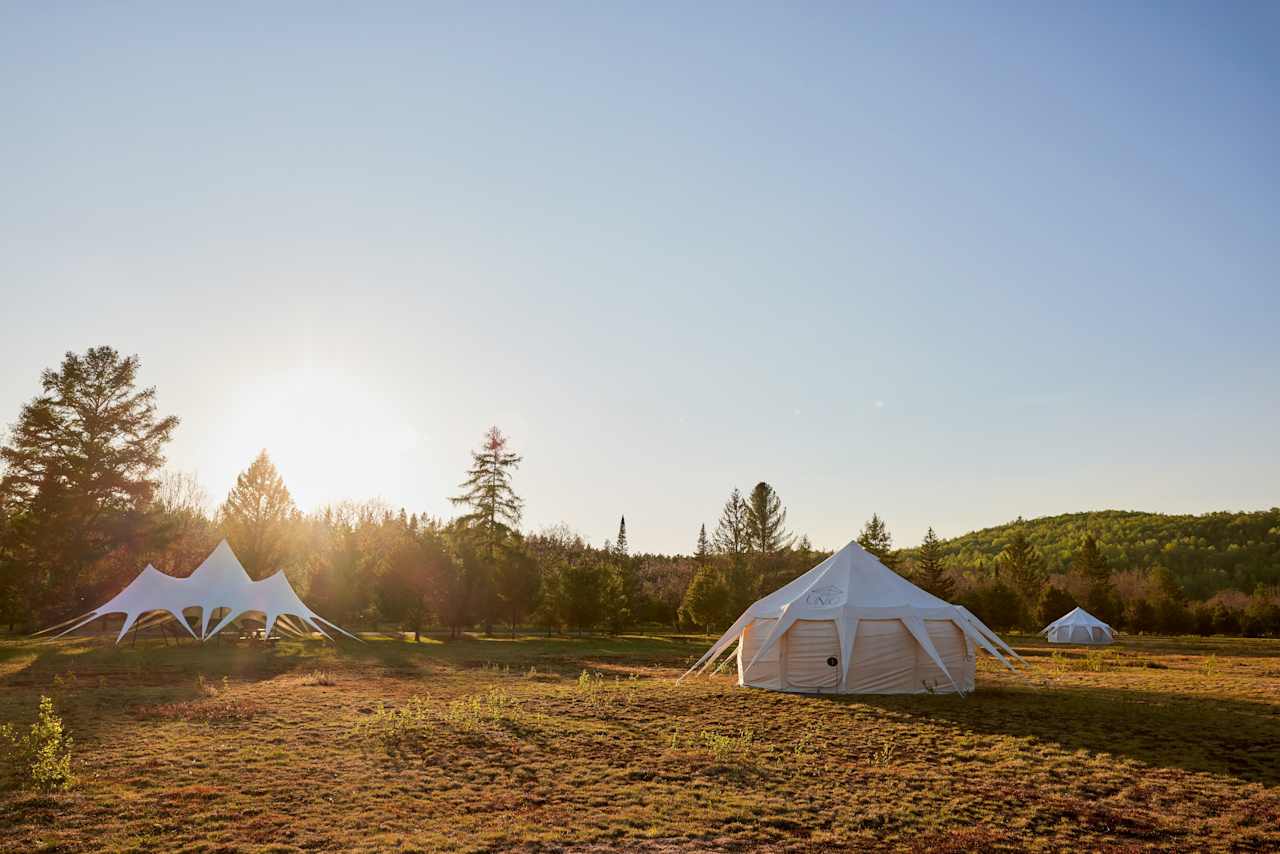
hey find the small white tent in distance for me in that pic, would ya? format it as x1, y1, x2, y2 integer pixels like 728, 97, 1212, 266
35, 540, 358, 643
681, 540, 1025, 695
1041, 606, 1114, 645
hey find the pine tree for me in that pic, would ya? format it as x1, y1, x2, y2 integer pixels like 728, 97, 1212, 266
1074, 533, 1118, 623
219, 450, 296, 579
996, 530, 1047, 605
1036, 585, 1078, 627
744, 482, 794, 556
713, 489, 750, 558
857, 514, 898, 569
615, 516, 628, 557
450, 426, 523, 559
695, 524, 711, 565
1073, 533, 1109, 585
0, 346, 179, 616
915, 527, 953, 599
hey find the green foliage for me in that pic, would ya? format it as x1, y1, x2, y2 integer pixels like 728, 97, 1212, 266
745, 482, 793, 556
1, 695, 74, 791
995, 529, 1046, 605
0, 346, 179, 620
961, 579, 1023, 631
856, 513, 898, 569
914, 526, 953, 599
219, 450, 296, 579
561, 559, 605, 634
697, 728, 754, 763
450, 426, 523, 557
713, 489, 750, 559
695, 524, 711, 564
614, 516, 627, 557
441, 687, 521, 734
680, 562, 727, 632
899, 509, 1280, 601
355, 696, 434, 753
1036, 585, 1077, 627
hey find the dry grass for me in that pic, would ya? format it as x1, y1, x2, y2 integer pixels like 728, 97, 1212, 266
0, 630, 1277, 852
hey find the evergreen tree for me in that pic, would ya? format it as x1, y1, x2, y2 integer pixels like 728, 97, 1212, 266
377, 525, 454, 642
493, 540, 540, 636
695, 524, 711, 565
1036, 585, 1077, 627
713, 489, 749, 558
915, 527, 953, 599
219, 450, 297, 579
1073, 533, 1118, 622
0, 346, 179, 617
450, 426, 523, 559
602, 563, 633, 634
856, 513, 898, 569
562, 559, 605, 635
996, 530, 1047, 606
1073, 533, 1110, 585
744, 482, 793, 556
614, 516, 628, 557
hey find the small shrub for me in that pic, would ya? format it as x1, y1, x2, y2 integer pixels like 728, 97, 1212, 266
1083, 649, 1110, 672
355, 696, 434, 753
0, 695, 75, 791
870, 737, 898, 766
698, 728, 754, 762
1201, 654, 1219, 676
792, 725, 820, 760
442, 687, 521, 735
577, 669, 606, 708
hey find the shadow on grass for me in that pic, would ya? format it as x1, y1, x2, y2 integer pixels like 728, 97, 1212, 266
838, 682, 1280, 786
0, 631, 709, 689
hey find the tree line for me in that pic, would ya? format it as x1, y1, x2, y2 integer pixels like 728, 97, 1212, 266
1, 346, 1277, 639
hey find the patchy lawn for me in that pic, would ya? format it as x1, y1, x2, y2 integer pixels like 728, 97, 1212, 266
0, 631, 1277, 852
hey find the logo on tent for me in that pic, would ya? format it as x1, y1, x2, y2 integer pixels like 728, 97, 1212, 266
804, 585, 845, 606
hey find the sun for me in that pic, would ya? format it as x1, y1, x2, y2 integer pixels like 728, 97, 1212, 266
201, 364, 422, 511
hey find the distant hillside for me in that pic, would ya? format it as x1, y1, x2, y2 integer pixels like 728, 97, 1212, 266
901, 509, 1280, 600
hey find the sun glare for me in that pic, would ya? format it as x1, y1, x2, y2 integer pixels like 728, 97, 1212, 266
204, 367, 421, 511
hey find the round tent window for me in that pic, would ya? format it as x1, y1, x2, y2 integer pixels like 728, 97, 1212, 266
826, 656, 838, 667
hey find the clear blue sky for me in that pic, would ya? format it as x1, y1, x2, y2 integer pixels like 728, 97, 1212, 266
3, 2, 1277, 554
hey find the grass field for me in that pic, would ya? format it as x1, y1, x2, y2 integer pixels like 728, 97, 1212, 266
1, 630, 1278, 853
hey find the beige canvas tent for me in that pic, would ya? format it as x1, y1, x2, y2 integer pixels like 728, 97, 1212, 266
681, 539, 1024, 695
36, 540, 358, 643
1041, 606, 1114, 645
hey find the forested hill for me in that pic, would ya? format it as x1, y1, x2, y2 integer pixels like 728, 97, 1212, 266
910, 509, 1280, 600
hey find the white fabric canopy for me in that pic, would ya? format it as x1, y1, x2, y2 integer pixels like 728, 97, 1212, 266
1041, 606, 1114, 645
680, 539, 1025, 695
36, 540, 358, 643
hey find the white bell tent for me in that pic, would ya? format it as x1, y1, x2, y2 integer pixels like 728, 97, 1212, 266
1041, 606, 1114, 645
681, 540, 1025, 695
36, 540, 357, 643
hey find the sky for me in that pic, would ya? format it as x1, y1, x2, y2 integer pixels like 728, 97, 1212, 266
2, 2, 1278, 554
